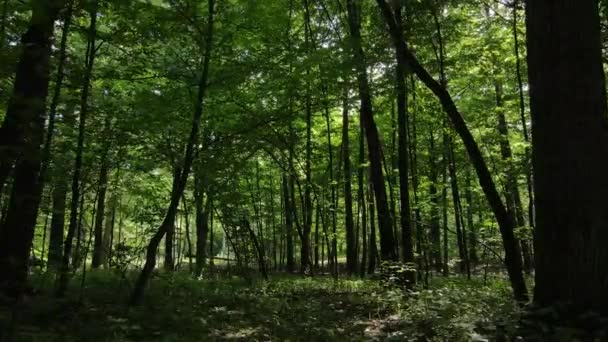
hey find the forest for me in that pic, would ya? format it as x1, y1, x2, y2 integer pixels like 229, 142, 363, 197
0, 0, 607, 340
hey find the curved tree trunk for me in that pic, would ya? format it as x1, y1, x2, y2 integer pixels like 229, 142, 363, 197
376, 0, 527, 302
130, 0, 215, 305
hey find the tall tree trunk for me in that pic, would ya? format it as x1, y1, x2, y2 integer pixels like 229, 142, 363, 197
526, 0, 608, 314
441, 149, 449, 276
0, 0, 65, 295
464, 169, 478, 266
392, 0, 414, 269
283, 174, 295, 273
376, 0, 527, 301
92, 128, 111, 269
33, 0, 73, 225
301, 0, 313, 275
91, 157, 108, 268
57, 0, 99, 296
367, 175, 377, 274
48, 176, 68, 270
323, 97, 338, 276
129, 0, 215, 305
271, 176, 278, 270
195, 193, 213, 276
243, 218, 268, 280
346, 0, 397, 261
493, 80, 532, 274
100, 190, 116, 268
0, 0, 64, 199
512, 0, 535, 231
342, 87, 357, 275
358, 126, 368, 278
314, 199, 320, 270
428, 131, 442, 272
194, 172, 209, 276
164, 166, 180, 272
446, 136, 467, 274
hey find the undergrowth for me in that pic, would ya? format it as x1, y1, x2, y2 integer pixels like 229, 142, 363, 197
0, 270, 525, 341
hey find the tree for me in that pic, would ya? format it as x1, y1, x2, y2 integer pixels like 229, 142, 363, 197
0, 0, 66, 295
345, 0, 397, 261
130, 0, 216, 305
57, 0, 101, 296
526, 0, 608, 315
392, 0, 414, 269
342, 86, 357, 275
375, 0, 527, 302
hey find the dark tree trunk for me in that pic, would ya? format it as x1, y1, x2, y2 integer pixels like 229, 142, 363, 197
512, 0, 535, 231
376, 0, 528, 302
0, 0, 65, 294
271, 176, 278, 270
464, 169, 478, 266
526, 0, 608, 314
342, 88, 357, 275
392, 0, 414, 268
194, 172, 210, 276
100, 191, 116, 268
91, 148, 110, 269
441, 150, 449, 276
302, 0, 313, 275
358, 126, 368, 278
283, 174, 295, 273
314, 200, 320, 270
243, 218, 268, 280
493, 80, 532, 274
57, 0, 99, 296
48, 176, 67, 270
346, 0, 397, 261
428, 131, 442, 272
367, 177, 377, 274
130, 0, 214, 305
164, 167, 180, 272
33, 0, 73, 223
446, 136, 467, 275
323, 98, 338, 276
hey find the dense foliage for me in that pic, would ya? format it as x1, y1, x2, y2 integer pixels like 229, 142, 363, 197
1, 0, 608, 340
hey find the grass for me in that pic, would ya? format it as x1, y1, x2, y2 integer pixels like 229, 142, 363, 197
0, 269, 523, 341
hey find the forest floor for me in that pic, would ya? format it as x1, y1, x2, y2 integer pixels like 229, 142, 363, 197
0, 270, 522, 341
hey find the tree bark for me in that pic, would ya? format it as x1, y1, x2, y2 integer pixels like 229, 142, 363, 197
428, 131, 442, 272
464, 169, 478, 266
367, 175, 377, 274
346, 0, 397, 261
92, 137, 110, 268
512, 0, 535, 231
446, 136, 467, 275
282, 174, 295, 273
358, 126, 368, 278
194, 172, 210, 276
302, 0, 313, 275
493, 80, 532, 274
391, 0, 414, 269
526, 0, 608, 314
0, 0, 65, 295
47, 176, 67, 270
342, 87, 357, 275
